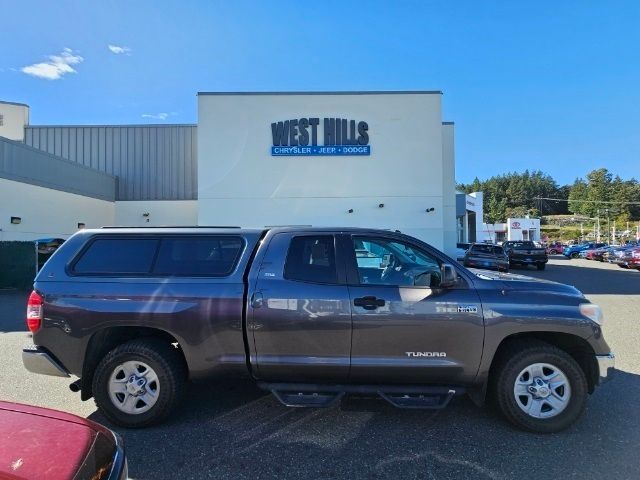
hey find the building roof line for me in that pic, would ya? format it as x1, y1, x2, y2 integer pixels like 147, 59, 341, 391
197, 90, 443, 96
27, 123, 196, 128
0, 100, 29, 108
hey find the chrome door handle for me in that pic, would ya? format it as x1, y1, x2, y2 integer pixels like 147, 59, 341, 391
354, 296, 385, 310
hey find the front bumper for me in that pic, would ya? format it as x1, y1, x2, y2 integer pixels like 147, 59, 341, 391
108, 432, 128, 480
22, 345, 70, 377
596, 353, 615, 384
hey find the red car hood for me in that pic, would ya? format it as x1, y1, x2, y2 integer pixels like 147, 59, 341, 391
0, 401, 106, 480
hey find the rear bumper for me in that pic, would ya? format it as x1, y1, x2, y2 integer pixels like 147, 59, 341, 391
596, 353, 615, 385
509, 258, 548, 264
22, 346, 70, 377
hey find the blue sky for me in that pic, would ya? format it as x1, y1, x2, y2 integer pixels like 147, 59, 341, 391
1, 1, 639, 185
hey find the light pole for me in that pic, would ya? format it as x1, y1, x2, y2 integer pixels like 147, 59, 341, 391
604, 209, 610, 244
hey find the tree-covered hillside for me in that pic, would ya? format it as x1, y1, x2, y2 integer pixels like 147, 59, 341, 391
457, 168, 640, 224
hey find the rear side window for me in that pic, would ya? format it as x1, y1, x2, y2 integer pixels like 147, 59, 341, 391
284, 236, 337, 284
73, 238, 158, 275
153, 236, 244, 276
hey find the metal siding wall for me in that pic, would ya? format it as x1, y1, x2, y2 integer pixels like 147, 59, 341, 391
23, 125, 197, 201
0, 137, 116, 201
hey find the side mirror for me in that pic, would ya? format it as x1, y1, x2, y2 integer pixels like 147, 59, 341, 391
440, 263, 458, 288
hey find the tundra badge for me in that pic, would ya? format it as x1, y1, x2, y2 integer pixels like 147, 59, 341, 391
457, 305, 478, 313
405, 352, 447, 357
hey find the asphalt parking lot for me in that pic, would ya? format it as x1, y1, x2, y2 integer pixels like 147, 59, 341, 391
1, 257, 639, 479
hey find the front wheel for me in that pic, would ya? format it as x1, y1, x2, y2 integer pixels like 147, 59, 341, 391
537, 263, 546, 270
492, 341, 588, 433
93, 338, 186, 428
570, 252, 580, 259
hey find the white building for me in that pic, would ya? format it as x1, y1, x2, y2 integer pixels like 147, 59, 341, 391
0, 100, 30, 141
481, 217, 541, 243
198, 92, 456, 255
456, 191, 483, 243
1, 91, 458, 256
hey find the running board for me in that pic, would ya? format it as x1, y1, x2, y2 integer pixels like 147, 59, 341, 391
378, 390, 455, 409
259, 383, 463, 410
271, 390, 345, 408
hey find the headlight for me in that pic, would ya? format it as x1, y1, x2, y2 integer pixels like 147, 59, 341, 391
580, 303, 603, 325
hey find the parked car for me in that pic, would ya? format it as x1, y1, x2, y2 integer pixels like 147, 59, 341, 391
502, 241, 548, 270
455, 242, 471, 261
602, 246, 627, 263
0, 401, 126, 480
463, 243, 509, 272
583, 247, 605, 261
631, 249, 640, 271
563, 243, 607, 259
611, 246, 640, 269
23, 227, 615, 433
545, 242, 564, 255
592, 246, 620, 262
610, 246, 632, 268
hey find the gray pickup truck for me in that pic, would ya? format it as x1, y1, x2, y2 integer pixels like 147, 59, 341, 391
22, 227, 614, 433
503, 241, 549, 270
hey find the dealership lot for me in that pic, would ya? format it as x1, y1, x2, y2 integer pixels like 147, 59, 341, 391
1, 257, 639, 480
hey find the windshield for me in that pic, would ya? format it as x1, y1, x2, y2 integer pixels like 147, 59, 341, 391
506, 241, 535, 249
470, 244, 504, 255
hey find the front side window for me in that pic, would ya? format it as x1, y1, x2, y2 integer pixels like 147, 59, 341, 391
73, 238, 158, 275
284, 236, 337, 284
352, 237, 442, 287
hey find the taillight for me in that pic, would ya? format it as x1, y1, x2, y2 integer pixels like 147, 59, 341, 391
26, 290, 43, 333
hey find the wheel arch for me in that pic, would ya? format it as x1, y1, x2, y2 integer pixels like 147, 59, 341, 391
80, 326, 189, 400
488, 332, 598, 395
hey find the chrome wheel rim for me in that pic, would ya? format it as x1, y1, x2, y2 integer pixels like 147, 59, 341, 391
513, 362, 571, 419
108, 361, 160, 414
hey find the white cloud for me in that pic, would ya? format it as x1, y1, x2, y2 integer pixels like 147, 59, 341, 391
141, 112, 169, 120
21, 48, 83, 80
108, 44, 132, 55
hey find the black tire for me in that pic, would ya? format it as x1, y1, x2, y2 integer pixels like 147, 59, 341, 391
537, 263, 546, 271
93, 338, 186, 428
570, 252, 579, 259
492, 340, 588, 433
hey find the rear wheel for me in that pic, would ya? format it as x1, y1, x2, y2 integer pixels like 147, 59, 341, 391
570, 252, 580, 259
492, 341, 587, 433
537, 263, 546, 270
93, 338, 186, 428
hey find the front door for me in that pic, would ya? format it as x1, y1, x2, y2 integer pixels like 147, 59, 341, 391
342, 234, 484, 384
249, 233, 352, 382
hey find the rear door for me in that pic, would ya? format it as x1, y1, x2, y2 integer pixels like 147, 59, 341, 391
248, 232, 352, 382
342, 233, 484, 384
